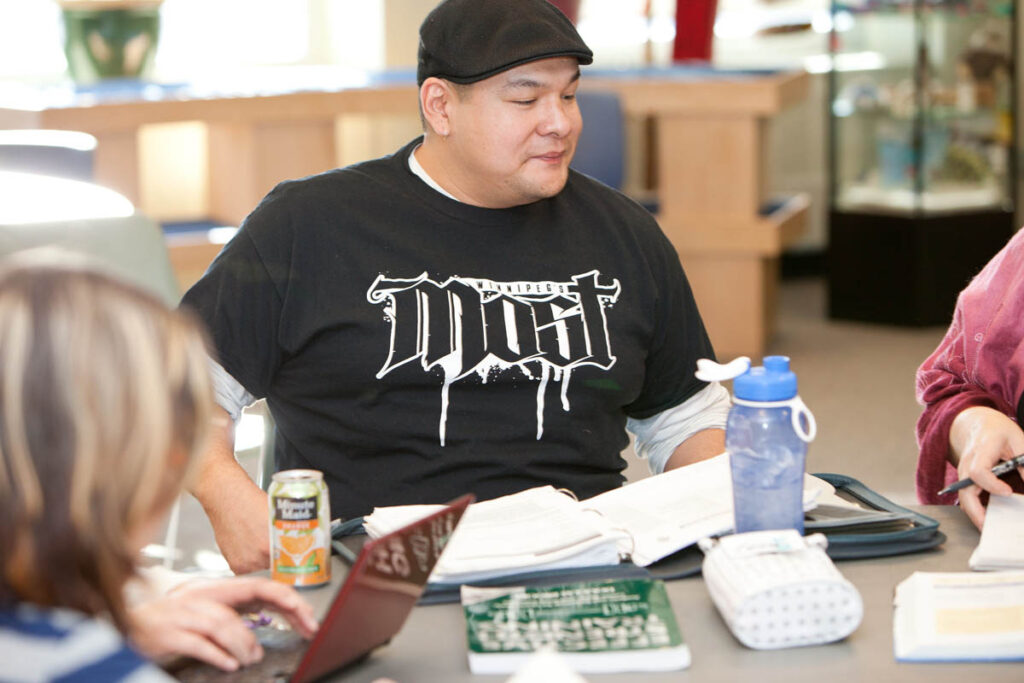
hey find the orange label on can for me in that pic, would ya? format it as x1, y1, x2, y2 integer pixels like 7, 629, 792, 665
271, 493, 330, 586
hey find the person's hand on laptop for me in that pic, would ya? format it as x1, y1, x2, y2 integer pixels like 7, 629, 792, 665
128, 576, 319, 672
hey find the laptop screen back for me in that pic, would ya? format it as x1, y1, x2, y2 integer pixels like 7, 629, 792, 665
290, 494, 473, 683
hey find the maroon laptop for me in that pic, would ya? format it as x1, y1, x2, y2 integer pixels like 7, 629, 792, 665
172, 494, 473, 683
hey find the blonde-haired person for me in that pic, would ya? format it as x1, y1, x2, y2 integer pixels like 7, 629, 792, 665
0, 259, 317, 681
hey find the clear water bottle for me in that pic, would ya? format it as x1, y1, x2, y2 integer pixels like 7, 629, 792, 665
697, 356, 817, 534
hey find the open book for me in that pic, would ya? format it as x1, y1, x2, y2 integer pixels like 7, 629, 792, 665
363, 453, 834, 584
893, 571, 1024, 661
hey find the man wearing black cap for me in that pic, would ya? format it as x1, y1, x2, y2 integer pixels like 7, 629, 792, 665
182, 0, 729, 574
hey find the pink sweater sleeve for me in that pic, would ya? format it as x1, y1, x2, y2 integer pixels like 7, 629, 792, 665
915, 229, 1024, 504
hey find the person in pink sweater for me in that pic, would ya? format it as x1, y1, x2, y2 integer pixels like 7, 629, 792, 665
916, 228, 1024, 529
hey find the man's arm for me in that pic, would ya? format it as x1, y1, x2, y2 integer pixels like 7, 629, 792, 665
663, 427, 726, 470
188, 406, 271, 574
628, 381, 730, 474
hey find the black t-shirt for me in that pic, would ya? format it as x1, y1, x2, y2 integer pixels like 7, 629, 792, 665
182, 138, 715, 519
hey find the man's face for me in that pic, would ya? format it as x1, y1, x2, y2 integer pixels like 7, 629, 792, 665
444, 57, 583, 208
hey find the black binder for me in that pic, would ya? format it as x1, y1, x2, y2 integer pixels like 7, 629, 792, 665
805, 472, 946, 558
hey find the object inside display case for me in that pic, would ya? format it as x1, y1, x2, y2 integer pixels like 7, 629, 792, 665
827, 0, 1016, 326
829, 0, 1014, 213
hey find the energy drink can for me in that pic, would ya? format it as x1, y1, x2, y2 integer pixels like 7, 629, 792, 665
269, 469, 331, 587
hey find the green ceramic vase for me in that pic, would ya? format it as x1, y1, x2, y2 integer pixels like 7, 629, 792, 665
60, 1, 162, 83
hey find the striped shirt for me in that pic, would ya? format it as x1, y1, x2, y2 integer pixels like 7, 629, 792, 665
0, 604, 173, 682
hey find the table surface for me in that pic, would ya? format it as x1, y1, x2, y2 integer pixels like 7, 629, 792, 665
291, 505, 1022, 682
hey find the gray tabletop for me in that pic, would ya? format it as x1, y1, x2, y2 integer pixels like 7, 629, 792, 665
306, 505, 1021, 681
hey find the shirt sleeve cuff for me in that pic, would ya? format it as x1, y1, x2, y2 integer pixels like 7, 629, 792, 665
208, 356, 257, 422
627, 382, 731, 475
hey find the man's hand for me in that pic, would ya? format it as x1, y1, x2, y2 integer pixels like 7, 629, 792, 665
949, 406, 1024, 529
129, 577, 318, 672
189, 408, 272, 574
205, 480, 272, 574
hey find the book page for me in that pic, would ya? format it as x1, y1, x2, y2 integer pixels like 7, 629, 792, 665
582, 453, 820, 566
363, 487, 629, 581
969, 493, 1024, 570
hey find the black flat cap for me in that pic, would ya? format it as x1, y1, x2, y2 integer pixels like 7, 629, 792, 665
417, 0, 593, 86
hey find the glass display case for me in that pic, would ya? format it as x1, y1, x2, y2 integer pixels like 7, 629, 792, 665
827, 0, 1016, 324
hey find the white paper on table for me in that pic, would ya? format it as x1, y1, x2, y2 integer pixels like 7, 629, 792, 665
969, 493, 1024, 570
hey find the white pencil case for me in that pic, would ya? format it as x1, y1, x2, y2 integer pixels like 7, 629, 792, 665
699, 530, 863, 650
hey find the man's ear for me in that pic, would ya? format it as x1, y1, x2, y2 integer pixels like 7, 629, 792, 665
420, 77, 454, 137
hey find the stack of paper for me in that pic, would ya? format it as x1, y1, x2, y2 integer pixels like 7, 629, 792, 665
969, 493, 1024, 571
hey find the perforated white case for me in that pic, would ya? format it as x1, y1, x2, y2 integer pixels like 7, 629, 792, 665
699, 530, 863, 650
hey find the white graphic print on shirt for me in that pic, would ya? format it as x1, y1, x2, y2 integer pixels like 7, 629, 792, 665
367, 270, 621, 445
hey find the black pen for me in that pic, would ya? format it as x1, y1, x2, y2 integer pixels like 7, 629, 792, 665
937, 453, 1024, 496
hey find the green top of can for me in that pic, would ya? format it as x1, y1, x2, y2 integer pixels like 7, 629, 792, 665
271, 469, 323, 482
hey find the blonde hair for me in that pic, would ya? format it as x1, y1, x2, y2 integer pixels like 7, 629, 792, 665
0, 258, 213, 629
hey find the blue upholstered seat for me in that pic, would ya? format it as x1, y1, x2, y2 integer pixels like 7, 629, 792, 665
572, 90, 626, 191
571, 91, 658, 214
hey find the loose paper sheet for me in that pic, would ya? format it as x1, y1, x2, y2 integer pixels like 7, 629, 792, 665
969, 493, 1024, 570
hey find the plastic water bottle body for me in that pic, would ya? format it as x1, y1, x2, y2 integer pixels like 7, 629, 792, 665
727, 403, 807, 535
695, 355, 816, 536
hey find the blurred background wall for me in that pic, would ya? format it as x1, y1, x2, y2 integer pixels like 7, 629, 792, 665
1, 0, 1020, 266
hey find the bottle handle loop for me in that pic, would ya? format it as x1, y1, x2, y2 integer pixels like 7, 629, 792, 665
731, 396, 817, 443
789, 396, 817, 443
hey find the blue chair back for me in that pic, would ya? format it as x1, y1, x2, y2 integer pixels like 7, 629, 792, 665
572, 91, 625, 190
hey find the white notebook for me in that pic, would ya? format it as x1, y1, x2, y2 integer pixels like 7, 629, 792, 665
969, 493, 1024, 571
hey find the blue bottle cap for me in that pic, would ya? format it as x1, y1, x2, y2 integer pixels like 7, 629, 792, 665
733, 355, 797, 401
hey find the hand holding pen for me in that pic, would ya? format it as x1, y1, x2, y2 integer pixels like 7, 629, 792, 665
938, 453, 1024, 496
946, 406, 1024, 530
